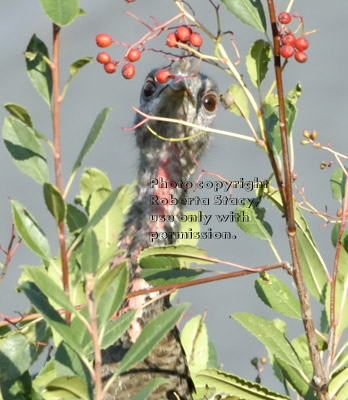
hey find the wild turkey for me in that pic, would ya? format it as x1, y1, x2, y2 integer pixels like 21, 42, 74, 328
101, 57, 218, 399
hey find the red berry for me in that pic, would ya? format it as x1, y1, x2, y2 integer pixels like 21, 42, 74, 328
104, 62, 117, 74
96, 33, 113, 48
156, 69, 172, 84
127, 48, 141, 62
96, 52, 111, 64
281, 33, 296, 46
280, 45, 295, 58
122, 63, 135, 79
189, 32, 203, 47
278, 12, 292, 24
295, 37, 309, 51
295, 51, 307, 63
166, 32, 178, 48
176, 25, 191, 43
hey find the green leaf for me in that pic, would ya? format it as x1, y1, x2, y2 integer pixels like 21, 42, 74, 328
330, 366, 348, 400
246, 40, 272, 88
284, 83, 302, 134
81, 230, 99, 274
96, 261, 129, 326
3, 117, 49, 184
0, 333, 36, 383
66, 204, 88, 233
117, 303, 189, 375
78, 8, 87, 16
138, 245, 213, 268
222, 84, 250, 119
19, 282, 84, 356
77, 168, 111, 210
40, 0, 79, 26
331, 167, 346, 203
221, 0, 267, 33
255, 274, 302, 319
44, 376, 89, 400
325, 272, 348, 335
261, 102, 282, 155
141, 268, 204, 286
196, 369, 291, 400
133, 378, 169, 400
232, 313, 309, 396
11, 200, 51, 261
181, 316, 209, 375
100, 310, 137, 351
71, 187, 122, 252
266, 188, 327, 302
235, 204, 272, 240
43, 183, 66, 223
72, 108, 110, 173
0, 371, 39, 400
4, 104, 33, 127
176, 211, 202, 246
25, 35, 52, 108
63, 57, 95, 98
22, 266, 76, 314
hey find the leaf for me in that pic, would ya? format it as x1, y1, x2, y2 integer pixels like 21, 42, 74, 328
43, 183, 66, 223
72, 108, 110, 173
284, 83, 302, 134
3, 117, 49, 184
80, 230, 99, 274
255, 274, 302, 319
63, 57, 95, 98
11, 200, 51, 261
117, 303, 189, 375
246, 40, 272, 88
0, 333, 36, 383
66, 204, 88, 233
71, 187, 122, 252
223, 84, 250, 119
44, 376, 89, 400
133, 378, 169, 400
221, 0, 267, 33
176, 211, 202, 247
266, 188, 327, 302
40, 0, 79, 26
22, 266, 76, 314
77, 168, 111, 210
325, 272, 348, 335
18, 282, 83, 356
96, 261, 129, 326
196, 369, 291, 400
138, 245, 213, 268
100, 310, 137, 352
25, 35, 52, 108
329, 366, 348, 400
181, 316, 209, 375
235, 204, 272, 240
0, 371, 39, 400
4, 104, 33, 127
232, 313, 310, 396
141, 268, 204, 286
331, 167, 346, 203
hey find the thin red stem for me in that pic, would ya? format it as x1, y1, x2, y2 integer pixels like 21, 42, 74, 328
52, 24, 70, 323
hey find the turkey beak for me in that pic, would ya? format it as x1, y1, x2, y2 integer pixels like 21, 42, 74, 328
167, 78, 196, 107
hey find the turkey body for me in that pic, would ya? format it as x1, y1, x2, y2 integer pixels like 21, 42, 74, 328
101, 58, 218, 399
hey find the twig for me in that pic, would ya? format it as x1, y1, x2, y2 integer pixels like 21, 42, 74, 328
266, 1, 328, 397
0, 223, 22, 285
51, 24, 70, 323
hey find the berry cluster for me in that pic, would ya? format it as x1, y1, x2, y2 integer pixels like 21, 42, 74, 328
277, 12, 309, 63
95, 25, 203, 80
95, 33, 141, 79
166, 25, 203, 48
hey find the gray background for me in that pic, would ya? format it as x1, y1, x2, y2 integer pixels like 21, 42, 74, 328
1, 0, 347, 396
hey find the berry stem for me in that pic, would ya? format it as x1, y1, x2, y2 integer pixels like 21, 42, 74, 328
51, 23, 71, 324
267, 1, 328, 398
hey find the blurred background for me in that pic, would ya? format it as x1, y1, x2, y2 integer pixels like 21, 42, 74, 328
0, 0, 347, 395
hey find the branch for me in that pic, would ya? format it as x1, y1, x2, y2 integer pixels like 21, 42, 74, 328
266, 1, 328, 397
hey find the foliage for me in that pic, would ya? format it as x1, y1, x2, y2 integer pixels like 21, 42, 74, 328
1, 0, 348, 400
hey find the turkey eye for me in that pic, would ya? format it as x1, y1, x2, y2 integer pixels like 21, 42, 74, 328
142, 80, 157, 97
202, 92, 218, 112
